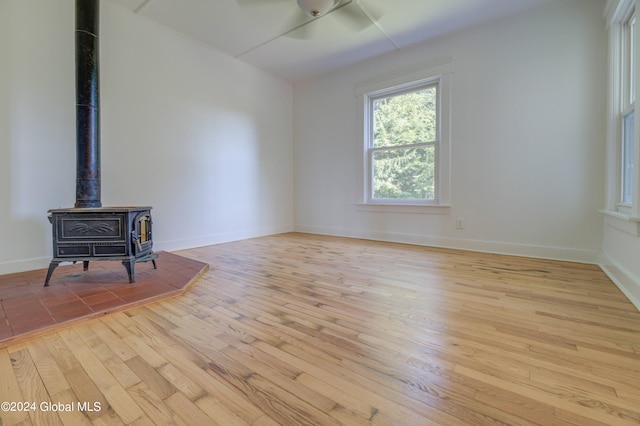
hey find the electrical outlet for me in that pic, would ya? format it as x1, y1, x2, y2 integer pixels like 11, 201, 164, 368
455, 218, 465, 229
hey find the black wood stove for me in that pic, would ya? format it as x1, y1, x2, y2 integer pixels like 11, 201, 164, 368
44, 0, 156, 286
45, 207, 156, 286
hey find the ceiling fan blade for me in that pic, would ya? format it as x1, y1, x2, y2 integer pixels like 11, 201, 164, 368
286, 24, 315, 39
282, 8, 317, 39
333, 1, 379, 32
356, 0, 383, 22
236, 0, 291, 8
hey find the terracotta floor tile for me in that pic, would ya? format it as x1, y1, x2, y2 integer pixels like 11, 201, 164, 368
46, 300, 89, 316
107, 287, 140, 298
73, 286, 114, 299
9, 304, 54, 318
32, 284, 75, 297
11, 317, 57, 335
0, 322, 14, 340
81, 291, 120, 306
87, 298, 130, 313
5, 302, 50, 316
0, 330, 11, 341
0, 251, 207, 347
2, 293, 39, 305
12, 313, 54, 327
22, 274, 47, 285
51, 306, 94, 323
0, 285, 34, 300
0, 277, 30, 287
40, 293, 82, 309
155, 272, 188, 287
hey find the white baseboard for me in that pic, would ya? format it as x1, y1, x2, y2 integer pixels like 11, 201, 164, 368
0, 226, 294, 277
154, 225, 294, 253
297, 225, 640, 312
0, 256, 51, 276
599, 253, 640, 312
294, 225, 601, 264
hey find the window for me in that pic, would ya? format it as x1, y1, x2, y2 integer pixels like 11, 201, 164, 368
621, 11, 636, 206
369, 84, 438, 201
358, 61, 452, 209
605, 0, 638, 218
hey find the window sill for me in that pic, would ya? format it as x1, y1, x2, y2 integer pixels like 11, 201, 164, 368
600, 209, 640, 237
357, 203, 451, 215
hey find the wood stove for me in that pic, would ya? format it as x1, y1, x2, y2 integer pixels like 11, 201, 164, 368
45, 0, 156, 286
45, 207, 156, 286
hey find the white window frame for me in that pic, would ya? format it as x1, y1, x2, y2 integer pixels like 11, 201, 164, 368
604, 0, 640, 221
621, 9, 636, 209
356, 60, 452, 214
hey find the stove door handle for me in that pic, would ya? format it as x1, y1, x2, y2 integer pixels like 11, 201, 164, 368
131, 231, 143, 251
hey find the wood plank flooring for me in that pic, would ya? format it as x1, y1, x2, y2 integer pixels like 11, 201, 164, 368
1, 232, 639, 425
0, 252, 208, 347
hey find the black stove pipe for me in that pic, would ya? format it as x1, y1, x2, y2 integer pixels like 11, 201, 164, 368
75, 0, 101, 208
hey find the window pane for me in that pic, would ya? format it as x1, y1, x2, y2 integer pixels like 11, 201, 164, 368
372, 86, 437, 148
372, 146, 435, 200
623, 109, 634, 204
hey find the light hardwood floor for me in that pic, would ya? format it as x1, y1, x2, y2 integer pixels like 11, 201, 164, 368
1, 233, 639, 425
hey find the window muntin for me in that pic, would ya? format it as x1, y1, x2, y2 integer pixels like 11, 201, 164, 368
366, 82, 440, 203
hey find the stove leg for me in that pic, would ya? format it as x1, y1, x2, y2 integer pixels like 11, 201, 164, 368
83, 261, 89, 271
44, 261, 60, 287
122, 259, 135, 283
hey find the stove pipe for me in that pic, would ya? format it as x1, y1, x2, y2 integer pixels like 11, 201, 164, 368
75, 0, 101, 208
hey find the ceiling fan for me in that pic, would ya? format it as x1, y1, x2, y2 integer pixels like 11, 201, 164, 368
237, 0, 377, 39
296, 0, 341, 17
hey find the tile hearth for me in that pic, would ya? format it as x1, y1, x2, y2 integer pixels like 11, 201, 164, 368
0, 251, 208, 348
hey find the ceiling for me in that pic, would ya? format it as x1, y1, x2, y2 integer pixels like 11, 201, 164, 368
106, 0, 558, 82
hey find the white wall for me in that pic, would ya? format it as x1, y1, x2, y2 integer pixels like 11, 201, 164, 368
293, 0, 607, 263
0, 0, 76, 273
0, 0, 294, 274
599, 0, 640, 311
601, 218, 640, 309
0, 0, 613, 277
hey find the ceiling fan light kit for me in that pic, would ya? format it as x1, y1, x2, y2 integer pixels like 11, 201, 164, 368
297, 0, 336, 17
236, 0, 375, 46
